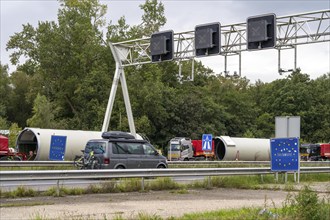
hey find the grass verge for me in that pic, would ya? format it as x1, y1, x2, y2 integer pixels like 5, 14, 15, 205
1, 173, 329, 199
25, 186, 329, 220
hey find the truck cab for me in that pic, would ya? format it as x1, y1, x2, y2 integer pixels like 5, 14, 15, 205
167, 137, 193, 161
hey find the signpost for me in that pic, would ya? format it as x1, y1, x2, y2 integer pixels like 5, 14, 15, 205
273, 116, 301, 183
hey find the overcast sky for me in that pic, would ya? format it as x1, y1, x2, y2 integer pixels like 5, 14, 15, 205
1, 0, 329, 83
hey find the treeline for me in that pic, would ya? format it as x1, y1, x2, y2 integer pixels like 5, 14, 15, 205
1, 0, 329, 149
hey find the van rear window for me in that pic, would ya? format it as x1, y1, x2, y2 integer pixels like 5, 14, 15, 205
85, 142, 106, 154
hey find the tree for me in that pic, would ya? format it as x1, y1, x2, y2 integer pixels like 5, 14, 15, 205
139, 0, 166, 37
302, 73, 330, 142
7, 0, 112, 130
8, 123, 21, 148
7, 71, 32, 128
27, 94, 57, 128
0, 63, 10, 128
4, 0, 329, 145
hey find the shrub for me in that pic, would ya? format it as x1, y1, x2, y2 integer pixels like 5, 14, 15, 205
282, 185, 330, 220
148, 177, 180, 191
117, 178, 142, 192
12, 186, 36, 198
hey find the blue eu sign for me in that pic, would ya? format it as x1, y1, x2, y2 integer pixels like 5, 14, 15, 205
49, 135, 67, 161
270, 137, 299, 172
202, 134, 212, 151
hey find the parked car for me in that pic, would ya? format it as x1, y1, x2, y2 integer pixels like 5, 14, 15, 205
84, 131, 167, 169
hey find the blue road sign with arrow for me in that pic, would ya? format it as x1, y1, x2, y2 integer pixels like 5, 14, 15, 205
202, 134, 212, 151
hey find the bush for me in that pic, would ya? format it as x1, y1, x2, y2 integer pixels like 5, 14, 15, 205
12, 186, 36, 198
117, 178, 142, 192
282, 185, 330, 220
148, 177, 180, 191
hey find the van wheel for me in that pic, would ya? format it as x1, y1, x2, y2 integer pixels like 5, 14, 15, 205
183, 158, 189, 161
116, 165, 125, 169
157, 164, 166, 169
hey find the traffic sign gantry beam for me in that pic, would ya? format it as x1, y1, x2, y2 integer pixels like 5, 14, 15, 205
110, 10, 329, 66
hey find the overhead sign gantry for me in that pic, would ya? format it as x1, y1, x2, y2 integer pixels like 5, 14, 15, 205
102, 10, 330, 135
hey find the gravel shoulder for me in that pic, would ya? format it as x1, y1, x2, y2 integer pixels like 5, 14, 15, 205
1, 182, 329, 220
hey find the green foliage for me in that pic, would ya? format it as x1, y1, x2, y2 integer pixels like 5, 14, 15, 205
6, 71, 33, 127
281, 186, 330, 220
8, 123, 21, 148
0, 117, 8, 129
139, 0, 166, 37
0, 63, 10, 127
43, 186, 66, 197
117, 178, 142, 192
3, 0, 330, 146
147, 177, 180, 190
136, 212, 163, 220
6, 186, 37, 198
26, 94, 58, 128
177, 207, 263, 220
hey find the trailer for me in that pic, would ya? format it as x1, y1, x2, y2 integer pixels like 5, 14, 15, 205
0, 135, 26, 161
167, 137, 215, 161
167, 136, 270, 161
191, 140, 215, 160
300, 143, 330, 161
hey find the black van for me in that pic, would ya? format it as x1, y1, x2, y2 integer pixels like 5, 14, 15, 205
84, 131, 167, 169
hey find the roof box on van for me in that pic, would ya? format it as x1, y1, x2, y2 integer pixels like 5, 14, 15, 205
102, 131, 135, 140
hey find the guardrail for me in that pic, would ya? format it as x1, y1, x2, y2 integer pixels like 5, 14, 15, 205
1, 167, 329, 181
1, 167, 328, 194
0, 160, 329, 167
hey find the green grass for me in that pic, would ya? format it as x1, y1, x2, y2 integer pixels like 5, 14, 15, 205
1, 173, 329, 199
115, 186, 330, 220
0, 186, 37, 198
147, 177, 181, 191
188, 173, 330, 191
0, 202, 54, 208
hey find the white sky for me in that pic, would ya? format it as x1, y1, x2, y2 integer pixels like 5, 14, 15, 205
1, 0, 329, 83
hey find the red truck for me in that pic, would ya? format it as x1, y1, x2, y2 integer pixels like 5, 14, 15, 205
320, 143, 330, 160
191, 140, 215, 160
167, 137, 215, 161
0, 135, 26, 161
300, 143, 330, 161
